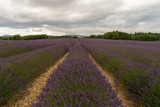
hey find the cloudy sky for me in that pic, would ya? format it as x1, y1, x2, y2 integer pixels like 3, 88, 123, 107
0, 0, 160, 36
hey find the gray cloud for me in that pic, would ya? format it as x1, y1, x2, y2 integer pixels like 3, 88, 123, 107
0, 0, 160, 35
28, 0, 75, 8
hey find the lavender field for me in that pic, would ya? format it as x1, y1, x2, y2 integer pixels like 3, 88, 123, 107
0, 39, 160, 107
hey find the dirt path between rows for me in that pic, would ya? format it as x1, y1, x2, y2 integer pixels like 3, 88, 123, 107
89, 54, 135, 107
5, 52, 69, 107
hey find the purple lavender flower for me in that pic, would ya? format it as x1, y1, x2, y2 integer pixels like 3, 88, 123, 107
0, 39, 74, 105
32, 43, 122, 106
81, 39, 160, 106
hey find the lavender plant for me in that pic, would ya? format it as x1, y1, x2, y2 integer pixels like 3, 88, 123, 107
32, 43, 122, 107
0, 42, 73, 105
82, 39, 160, 106
0, 39, 73, 58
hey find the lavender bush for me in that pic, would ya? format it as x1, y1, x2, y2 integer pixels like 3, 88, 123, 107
0, 39, 73, 58
82, 39, 160, 106
0, 42, 73, 105
32, 43, 122, 107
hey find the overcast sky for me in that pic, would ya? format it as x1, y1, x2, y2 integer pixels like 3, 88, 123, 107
0, 0, 160, 36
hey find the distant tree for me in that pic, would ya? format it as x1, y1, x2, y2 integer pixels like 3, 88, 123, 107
3, 36, 13, 40
97, 34, 102, 38
72, 36, 78, 38
90, 35, 96, 38
23, 34, 48, 40
0, 37, 4, 40
115, 30, 120, 39
137, 34, 158, 41
88, 31, 160, 41
13, 34, 21, 40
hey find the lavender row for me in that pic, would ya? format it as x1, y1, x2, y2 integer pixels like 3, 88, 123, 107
81, 39, 160, 106
0, 43, 73, 106
32, 43, 122, 107
0, 39, 73, 58
81, 39, 160, 67
0, 39, 65, 46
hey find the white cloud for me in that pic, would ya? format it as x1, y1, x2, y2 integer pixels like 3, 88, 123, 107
0, 0, 160, 36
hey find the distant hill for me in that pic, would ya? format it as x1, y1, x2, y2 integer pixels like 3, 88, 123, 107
1, 35, 12, 37
0, 35, 12, 40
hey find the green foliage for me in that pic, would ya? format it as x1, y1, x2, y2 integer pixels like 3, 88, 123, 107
3, 37, 13, 40
0, 37, 4, 40
88, 30, 160, 41
90, 35, 96, 38
13, 34, 22, 40
3, 34, 21, 40
134, 33, 159, 41
3, 34, 78, 40
23, 34, 48, 40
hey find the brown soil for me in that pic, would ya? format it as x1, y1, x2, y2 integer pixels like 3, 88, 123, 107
4, 52, 69, 107
89, 54, 135, 107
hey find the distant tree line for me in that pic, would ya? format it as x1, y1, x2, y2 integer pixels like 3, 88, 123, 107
88, 31, 160, 41
2, 34, 78, 40
48, 35, 78, 39
0, 37, 4, 40
1, 31, 160, 41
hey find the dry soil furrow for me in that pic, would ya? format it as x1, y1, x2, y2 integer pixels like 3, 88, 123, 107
5, 52, 69, 107
89, 54, 135, 107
